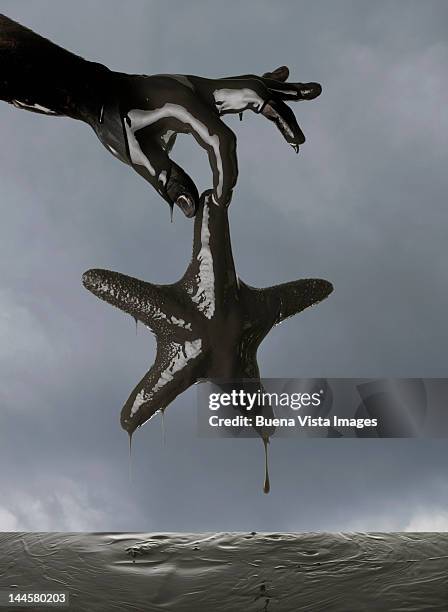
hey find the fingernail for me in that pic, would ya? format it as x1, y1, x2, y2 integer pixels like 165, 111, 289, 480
176, 194, 196, 218
301, 83, 322, 100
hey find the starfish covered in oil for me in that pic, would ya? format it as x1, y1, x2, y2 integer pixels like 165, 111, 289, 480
83, 192, 333, 439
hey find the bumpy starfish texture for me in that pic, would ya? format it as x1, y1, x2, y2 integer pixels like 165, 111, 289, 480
83, 191, 333, 437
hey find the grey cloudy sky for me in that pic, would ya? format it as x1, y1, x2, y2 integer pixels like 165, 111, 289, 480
0, 0, 447, 532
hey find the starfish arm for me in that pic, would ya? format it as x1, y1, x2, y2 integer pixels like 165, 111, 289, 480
82, 268, 191, 334
121, 338, 204, 435
271, 278, 333, 323
248, 278, 333, 326
180, 192, 239, 320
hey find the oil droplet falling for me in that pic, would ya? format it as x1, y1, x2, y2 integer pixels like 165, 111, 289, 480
128, 431, 133, 484
263, 436, 270, 494
133, 316, 138, 335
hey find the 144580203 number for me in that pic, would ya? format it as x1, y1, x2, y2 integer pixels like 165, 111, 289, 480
4, 592, 68, 607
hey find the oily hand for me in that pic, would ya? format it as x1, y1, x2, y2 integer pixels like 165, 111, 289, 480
94, 65, 322, 218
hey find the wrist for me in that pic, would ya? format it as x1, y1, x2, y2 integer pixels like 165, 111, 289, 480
0, 14, 112, 122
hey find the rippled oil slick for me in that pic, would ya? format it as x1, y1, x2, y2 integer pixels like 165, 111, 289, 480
2, 532, 448, 612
